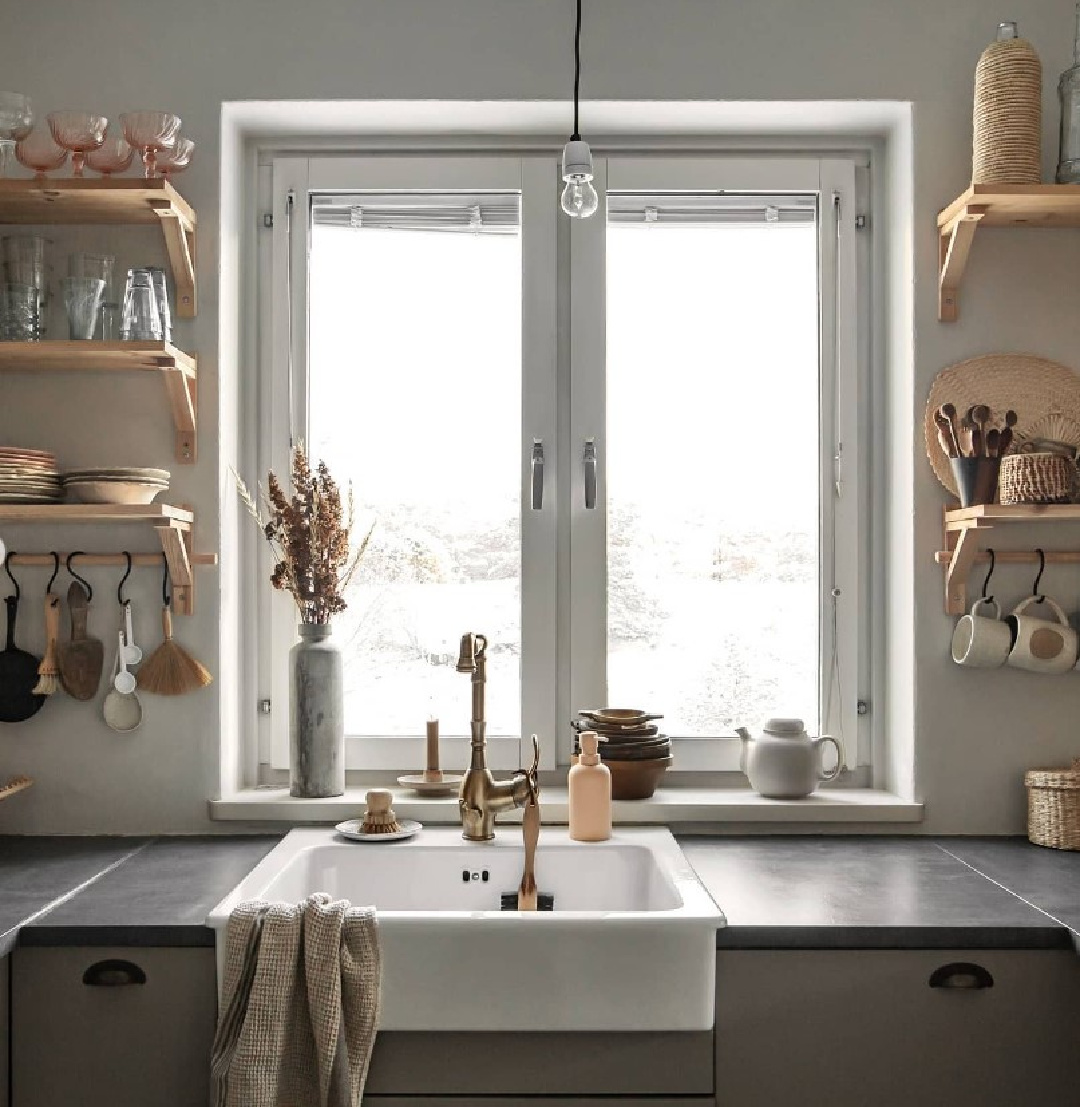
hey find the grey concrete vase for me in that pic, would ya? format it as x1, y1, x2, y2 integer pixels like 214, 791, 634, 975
289, 623, 345, 798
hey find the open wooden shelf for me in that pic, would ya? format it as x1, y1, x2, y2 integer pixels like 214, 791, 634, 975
935, 504, 1080, 614
0, 341, 197, 463
0, 178, 197, 317
0, 503, 214, 614
937, 184, 1080, 321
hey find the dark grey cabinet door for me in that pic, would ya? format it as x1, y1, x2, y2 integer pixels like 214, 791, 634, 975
12, 947, 215, 1107
715, 950, 1080, 1107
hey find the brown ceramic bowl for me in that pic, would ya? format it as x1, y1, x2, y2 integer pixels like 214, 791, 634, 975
606, 756, 673, 801
600, 740, 672, 762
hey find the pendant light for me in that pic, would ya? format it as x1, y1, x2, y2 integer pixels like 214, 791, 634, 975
561, 0, 598, 219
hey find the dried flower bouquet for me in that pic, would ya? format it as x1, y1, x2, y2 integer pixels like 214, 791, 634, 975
234, 444, 373, 625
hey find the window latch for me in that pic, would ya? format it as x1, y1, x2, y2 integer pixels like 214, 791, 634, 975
834, 441, 843, 498
583, 439, 597, 510
531, 440, 544, 510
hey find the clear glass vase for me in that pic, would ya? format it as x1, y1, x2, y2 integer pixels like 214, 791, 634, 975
1059, 4, 1080, 182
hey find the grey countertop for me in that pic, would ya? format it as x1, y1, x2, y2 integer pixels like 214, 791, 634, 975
681, 837, 1079, 950
1, 833, 1079, 951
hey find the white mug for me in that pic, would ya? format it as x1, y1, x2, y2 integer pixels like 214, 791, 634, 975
952, 598, 1013, 668
1005, 596, 1079, 674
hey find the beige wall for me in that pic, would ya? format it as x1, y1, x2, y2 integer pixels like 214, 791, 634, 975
0, 0, 1078, 834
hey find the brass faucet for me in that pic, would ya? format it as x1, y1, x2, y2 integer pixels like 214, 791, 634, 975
455, 631, 540, 841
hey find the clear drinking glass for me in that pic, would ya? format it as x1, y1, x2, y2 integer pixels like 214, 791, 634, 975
119, 112, 180, 179
61, 277, 106, 340
0, 92, 33, 177
84, 135, 134, 177
0, 283, 41, 341
46, 111, 108, 177
146, 267, 171, 342
119, 268, 161, 340
14, 128, 67, 178
1, 235, 50, 336
69, 254, 115, 339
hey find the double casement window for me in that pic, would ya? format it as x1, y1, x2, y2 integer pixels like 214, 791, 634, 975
256, 150, 869, 780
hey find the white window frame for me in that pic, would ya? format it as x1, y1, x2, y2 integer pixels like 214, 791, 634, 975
254, 147, 870, 782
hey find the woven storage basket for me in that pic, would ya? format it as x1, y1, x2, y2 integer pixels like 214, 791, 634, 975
999, 452, 1073, 504
1026, 760, 1080, 850
973, 30, 1042, 184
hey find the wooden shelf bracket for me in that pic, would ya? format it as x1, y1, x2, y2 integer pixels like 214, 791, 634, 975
156, 517, 195, 616
159, 355, 197, 463
938, 205, 987, 322
152, 200, 196, 318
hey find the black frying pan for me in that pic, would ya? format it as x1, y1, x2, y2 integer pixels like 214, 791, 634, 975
0, 556, 46, 723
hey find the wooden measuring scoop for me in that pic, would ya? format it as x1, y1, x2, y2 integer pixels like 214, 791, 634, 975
58, 581, 104, 701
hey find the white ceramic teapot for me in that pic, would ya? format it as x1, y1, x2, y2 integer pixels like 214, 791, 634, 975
736, 718, 843, 799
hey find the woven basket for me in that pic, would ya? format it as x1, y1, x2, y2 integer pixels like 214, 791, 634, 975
973, 31, 1042, 184
1026, 760, 1080, 850
999, 452, 1073, 504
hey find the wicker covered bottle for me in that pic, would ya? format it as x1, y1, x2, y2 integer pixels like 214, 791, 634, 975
973, 21, 1043, 184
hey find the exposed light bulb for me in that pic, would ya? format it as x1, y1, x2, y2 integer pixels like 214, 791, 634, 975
561, 138, 599, 219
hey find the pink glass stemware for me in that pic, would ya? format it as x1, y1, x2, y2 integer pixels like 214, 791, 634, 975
46, 111, 107, 177
119, 111, 180, 179
15, 128, 67, 179
155, 136, 193, 180
85, 135, 135, 177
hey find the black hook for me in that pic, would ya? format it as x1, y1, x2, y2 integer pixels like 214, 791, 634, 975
1033, 547, 1046, 603
117, 552, 133, 606
161, 551, 171, 608
3, 551, 19, 601
46, 552, 60, 593
980, 548, 996, 604
66, 552, 92, 600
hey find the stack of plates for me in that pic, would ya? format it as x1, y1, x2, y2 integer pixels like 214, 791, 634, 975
0, 447, 63, 504
63, 467, 171, 505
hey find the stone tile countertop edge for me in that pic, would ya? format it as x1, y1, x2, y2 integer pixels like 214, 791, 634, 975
1, 834, 1078, 952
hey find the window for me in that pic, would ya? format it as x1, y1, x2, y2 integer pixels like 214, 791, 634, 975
258, 152, 868, 779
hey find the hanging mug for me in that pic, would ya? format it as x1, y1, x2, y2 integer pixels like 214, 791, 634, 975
1005, 596, 1079, 674
951, 598, 1012, 668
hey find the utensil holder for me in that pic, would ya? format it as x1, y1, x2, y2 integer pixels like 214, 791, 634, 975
1026, 759, 1080, 850
949, 456, 1000, 507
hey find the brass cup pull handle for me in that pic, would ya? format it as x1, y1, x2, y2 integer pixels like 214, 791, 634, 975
82, 958, 147, 987
928, 962, 994, 990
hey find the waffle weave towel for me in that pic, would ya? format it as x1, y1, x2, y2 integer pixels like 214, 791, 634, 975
210, 892, 381, 1107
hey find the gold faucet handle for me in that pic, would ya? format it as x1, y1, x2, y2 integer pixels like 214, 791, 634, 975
525, 734, 541, 803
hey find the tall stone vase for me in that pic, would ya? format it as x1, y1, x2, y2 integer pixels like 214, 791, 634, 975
289, 622, 345, 798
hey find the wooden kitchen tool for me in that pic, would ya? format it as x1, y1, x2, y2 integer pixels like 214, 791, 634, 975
136, 566, 211, 696
361, 789, 402, 834
32, 591, 62, 696
58, 580, 104, 701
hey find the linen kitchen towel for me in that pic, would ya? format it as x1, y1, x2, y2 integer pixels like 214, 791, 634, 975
211, 892, 381, 1107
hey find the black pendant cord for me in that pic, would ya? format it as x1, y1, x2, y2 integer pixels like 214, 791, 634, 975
571, 0, 582, 141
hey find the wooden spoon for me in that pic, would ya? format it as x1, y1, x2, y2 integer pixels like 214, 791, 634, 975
934, 411, 959, 457
58, 581, 104, 701
517, 797, 540, 911
971, 404, 992, 457
986, 428, 1001, 458
940, 403, 962, 452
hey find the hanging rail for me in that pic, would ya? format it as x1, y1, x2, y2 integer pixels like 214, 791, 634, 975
3, 551, 217, 616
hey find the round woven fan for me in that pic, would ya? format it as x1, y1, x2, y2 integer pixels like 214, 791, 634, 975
924, 354, 1080, 496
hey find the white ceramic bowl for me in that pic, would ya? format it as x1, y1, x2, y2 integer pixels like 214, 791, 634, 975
64, 480, 167, 505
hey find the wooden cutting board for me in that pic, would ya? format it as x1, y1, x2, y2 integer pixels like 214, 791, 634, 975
57, 582, 104, 701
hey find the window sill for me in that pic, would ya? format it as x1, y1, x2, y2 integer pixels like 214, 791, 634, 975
209, 786, 923, 825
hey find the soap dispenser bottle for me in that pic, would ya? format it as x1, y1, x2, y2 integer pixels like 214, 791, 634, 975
569, 729, 611, 841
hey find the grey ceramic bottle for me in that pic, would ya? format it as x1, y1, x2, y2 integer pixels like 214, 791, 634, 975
289, 623, 345, 797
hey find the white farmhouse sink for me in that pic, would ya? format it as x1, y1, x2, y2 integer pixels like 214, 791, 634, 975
208, 826, 723, 1031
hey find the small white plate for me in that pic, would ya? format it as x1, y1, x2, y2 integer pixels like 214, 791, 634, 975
335, 818, 422, 843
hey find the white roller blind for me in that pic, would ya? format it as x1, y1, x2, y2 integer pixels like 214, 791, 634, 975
310, 192, 520, 234
607, 192, 816, 226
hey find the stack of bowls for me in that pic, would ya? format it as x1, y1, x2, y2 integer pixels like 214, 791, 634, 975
63, 467, 170, 505
573, 708, 673, 800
